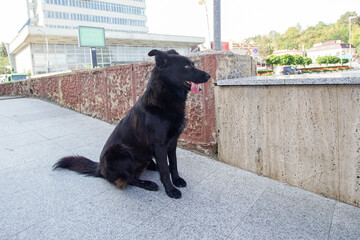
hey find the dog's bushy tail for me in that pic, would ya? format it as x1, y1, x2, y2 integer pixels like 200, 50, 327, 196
53, 156, 103, 178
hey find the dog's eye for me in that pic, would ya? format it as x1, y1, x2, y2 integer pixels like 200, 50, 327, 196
184, 65, 191, 69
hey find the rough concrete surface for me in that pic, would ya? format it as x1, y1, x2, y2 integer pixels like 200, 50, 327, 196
1, 97, 359, 239
215, 82, 360, 207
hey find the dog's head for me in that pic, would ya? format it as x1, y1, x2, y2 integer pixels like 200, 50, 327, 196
148, 49, 211, 94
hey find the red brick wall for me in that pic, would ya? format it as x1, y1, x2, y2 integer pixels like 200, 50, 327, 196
0, 52, 255, 156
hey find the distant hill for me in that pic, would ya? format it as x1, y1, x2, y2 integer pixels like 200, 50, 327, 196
246, 11, 359, 57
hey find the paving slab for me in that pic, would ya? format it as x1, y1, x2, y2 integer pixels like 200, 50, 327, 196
0, 97, 359, 240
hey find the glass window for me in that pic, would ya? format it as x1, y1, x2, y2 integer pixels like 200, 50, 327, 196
33, 54, 46, 66
33, 44, 45, 53
68, 54, 76, 64
57, 54, 67, 65
102, 47, 110, 54
49, 54, 57, 65
47, 45, 55, 54
56, 44, 65, 53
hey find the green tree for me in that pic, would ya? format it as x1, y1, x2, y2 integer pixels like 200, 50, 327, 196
329, 56, 341, 64
266, 55, 281, 68
316, 56, 325, 65
258, 36, 274, 56
293, 55, 304, 67
303, 57, 312, 67
317, 56, 340, 66
246, 11, 360, 56
0, 42, 8, 57
280, 54, 294, 66
0, 56, 10, 74
341, 59, 349, 66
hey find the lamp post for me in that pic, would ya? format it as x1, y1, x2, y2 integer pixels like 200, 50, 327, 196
349, 16, 356, 67
199, 0, 211, 50
213, 0, 221, 51
36, 28, 50, 73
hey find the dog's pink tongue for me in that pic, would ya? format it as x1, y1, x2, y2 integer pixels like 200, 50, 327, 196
191, 82, 200, 94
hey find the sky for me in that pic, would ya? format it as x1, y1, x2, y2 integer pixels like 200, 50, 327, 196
0, 0, 359, 44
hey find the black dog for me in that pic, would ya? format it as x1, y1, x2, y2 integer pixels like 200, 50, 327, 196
53, 49, 210, 198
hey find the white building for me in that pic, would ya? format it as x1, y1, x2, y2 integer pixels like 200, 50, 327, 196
9, 0, 204, 75
306, 40, 356, 61
272, 49, 305, 57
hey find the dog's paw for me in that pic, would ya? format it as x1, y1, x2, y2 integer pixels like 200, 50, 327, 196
166, 187, 182, 199
144, 181, 159, 191
173, 177, 187, 188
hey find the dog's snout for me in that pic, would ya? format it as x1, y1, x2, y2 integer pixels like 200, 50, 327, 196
205, 73, 211, 80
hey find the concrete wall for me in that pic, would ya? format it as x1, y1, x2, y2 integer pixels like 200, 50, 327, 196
215, 83, 360, 207
0, 51, 256, 156
14, 44, 32, 74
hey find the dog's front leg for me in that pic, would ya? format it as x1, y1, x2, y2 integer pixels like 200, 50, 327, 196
168, 146, 187, 188
154, 144, 181, 199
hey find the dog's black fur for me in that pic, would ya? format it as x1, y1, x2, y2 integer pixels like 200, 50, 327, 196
53, 49, 210, 198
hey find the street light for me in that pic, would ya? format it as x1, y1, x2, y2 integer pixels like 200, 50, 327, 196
349, 16, 356, 67
36, 28, 50, 73
199, 0, 211, 49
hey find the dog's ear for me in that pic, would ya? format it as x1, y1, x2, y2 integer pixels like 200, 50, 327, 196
166, 49, 179, 55
148, 49, 168, 68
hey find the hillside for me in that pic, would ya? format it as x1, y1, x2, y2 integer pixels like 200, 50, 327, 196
246, 11, 360, 56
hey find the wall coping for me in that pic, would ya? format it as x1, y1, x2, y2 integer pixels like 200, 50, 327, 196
217, 70, 360, 86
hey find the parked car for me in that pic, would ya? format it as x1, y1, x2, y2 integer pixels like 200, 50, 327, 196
274, 66, 302, 75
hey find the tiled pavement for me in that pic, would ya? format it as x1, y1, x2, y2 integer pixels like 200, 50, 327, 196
0, 97, 359, 240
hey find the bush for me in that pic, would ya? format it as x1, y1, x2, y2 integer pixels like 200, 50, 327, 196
316, 56, 340, 65
300, 66, 351, 73
280, 54, 294, 66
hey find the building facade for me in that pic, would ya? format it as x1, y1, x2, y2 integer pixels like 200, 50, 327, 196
9, 0, 204, 75
307, 40, 356, 61
272, 49, 305, 57
230, 41, 258, 55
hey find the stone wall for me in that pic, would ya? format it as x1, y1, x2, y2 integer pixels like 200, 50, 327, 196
0, 51, 256, 156
215, 75, 360, 207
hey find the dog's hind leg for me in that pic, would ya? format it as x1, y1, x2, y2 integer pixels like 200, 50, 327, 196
128, 177, 159, 191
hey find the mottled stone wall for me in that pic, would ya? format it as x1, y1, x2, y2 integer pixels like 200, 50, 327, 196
215, 84, 360, 207
0, 52, 256, 156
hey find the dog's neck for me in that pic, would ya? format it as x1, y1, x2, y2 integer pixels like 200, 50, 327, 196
142, 71, 187, 115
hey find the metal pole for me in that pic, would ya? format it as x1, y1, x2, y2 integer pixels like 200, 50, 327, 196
349, 17, 352, 67
36, 28, 50, 73
25, 0, 30, 19
205, 3, 211, 49
45, 34, 49, 73
348, 16, 356, 67
213, 0, 221, 50
90, 47, 97, 68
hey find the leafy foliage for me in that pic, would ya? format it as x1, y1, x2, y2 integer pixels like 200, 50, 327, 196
316, 56, 341, 65
303, 57, 312, 66
0, 57, 10, 74
0, 42, 7, 57
266, 55, 281, 66
293, 55, 304, 66
246, 11, 360, 56
280, 54, 294, 65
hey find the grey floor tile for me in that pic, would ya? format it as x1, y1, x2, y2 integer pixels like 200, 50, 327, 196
121, 208, 227, 240
9, 205, 135, 240
167, 165, 271, 236
0, 131, 47, 149
229, 184, 336, 240
0, 139, 62, 169
329, 201, 360, 240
